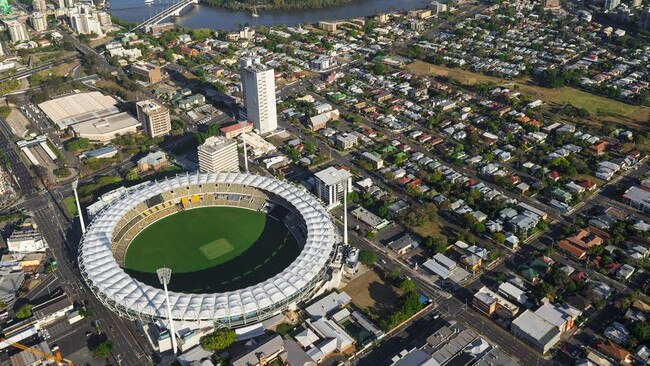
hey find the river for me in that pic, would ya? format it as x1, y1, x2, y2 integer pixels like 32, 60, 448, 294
108, 0, 430, 30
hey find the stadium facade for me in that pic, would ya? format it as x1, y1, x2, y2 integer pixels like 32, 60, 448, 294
78, 172, 339, 328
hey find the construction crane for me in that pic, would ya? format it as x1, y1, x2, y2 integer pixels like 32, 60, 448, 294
0, 338, 77, 366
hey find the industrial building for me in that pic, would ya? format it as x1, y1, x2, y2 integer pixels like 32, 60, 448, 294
70, 112, 141, 143
38, 91, 120, 129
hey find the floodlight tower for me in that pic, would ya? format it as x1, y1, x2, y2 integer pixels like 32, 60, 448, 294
71, 179, 85, 234
157, 267, 178, 354
239, 120, 249, 173
343, 179, 348, 245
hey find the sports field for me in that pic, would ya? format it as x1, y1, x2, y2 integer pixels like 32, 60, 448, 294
123, 206, 300, 293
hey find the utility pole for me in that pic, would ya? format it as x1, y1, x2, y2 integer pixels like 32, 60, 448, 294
71, 179, 85, 234
157, 268, 178, 354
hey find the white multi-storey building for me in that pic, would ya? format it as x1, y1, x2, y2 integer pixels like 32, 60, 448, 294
5, 218, 48, 253
69, 5, 104, 37
30, 12, 48, 32
198, 136, 239, 173
240, 57, 278, 135
97, 11, 111, 31
314, 166, 353, 210
32, 0, 47, 12
136, 100, 171, 138
5, 20, 29, 43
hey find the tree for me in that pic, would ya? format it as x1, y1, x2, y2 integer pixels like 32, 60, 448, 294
125, 168, 139, 181
92, 341, 113, 358
359, 249, 377, 266
399, 279, 417, 293
304, 141, 316, 155
426, 236, 448, 254
65, 138, 92, 153
200, 328, 236, 351
494, 232, 505, 245
495, 272, 506, 282
633, 322, 650, 343
15, 304, 33, 319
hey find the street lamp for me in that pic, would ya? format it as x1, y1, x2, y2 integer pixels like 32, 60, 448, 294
156, 267, 178, 354
71, 179, 85, 234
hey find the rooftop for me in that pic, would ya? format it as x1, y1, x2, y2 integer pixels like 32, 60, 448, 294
512, 310, 560, 343
70, 112, 141, 137
198, 136, 236, 154
38, 91, 120, 129
314, 166, 352, 186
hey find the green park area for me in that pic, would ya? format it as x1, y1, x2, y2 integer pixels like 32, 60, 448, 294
408, 61, 650, 130
123, 206, 300, 293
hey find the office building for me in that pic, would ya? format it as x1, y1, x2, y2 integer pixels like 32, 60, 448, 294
32, 0, 46, 11
30, 12, 47, 32
198, 136, 239, 173
136, 100, 171, 138
130, 61, 162, 84
604, 0, 619, 11
240, 56, 277, 134
313, 166, 352, 210
5, 20, 29, 43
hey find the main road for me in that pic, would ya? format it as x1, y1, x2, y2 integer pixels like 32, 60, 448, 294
1, 112, 155, 365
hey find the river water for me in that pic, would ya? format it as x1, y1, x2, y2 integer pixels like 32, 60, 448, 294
109, 0, 429, 30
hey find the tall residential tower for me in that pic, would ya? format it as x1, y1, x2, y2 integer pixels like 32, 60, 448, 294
240, 57, 277, 135
136, 100, 171, 138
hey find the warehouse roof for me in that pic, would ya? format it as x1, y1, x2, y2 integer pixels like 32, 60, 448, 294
70, 112, 140, 141
39, 92, 120, 129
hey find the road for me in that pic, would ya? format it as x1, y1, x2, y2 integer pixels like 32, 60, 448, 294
0, 55, 79, 83
1, 110, 155, 365
0, 117, 37, 197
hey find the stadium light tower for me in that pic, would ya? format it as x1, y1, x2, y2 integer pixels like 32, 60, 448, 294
239, 120, 249, 173
343, 179, 348, 245
157, 267, 178, 354
71, 179, 85, 234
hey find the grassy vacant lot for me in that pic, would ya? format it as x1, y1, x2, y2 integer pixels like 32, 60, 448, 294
408, 61, 650, 130
343, 269, 403, 318
408, 220, 442, 238
124, 207, 300, 293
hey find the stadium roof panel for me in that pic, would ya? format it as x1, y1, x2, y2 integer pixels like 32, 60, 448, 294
79, 172, 338, 327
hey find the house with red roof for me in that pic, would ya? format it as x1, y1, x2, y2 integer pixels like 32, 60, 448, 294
549, 171, 561, 182
589, 141, 609, 155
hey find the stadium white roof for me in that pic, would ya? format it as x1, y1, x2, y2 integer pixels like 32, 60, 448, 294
78, 172, 338, 325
